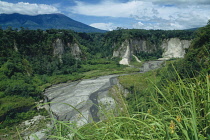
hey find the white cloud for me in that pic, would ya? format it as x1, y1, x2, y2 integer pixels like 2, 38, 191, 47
0, 1, 59, 15
133, 21, 185, 30
70, 0, 210, 29
90, 22, 116, 31
151, 0, 210, 5
70, 1, 141, 17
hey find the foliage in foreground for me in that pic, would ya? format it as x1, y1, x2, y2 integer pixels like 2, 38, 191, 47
31, 23, 209, 140
39, 71, 209, 140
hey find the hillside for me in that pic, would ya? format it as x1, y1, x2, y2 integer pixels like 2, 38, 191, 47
0, 13, 106, 33
71, 23, 210, 140
1, 26, 209, 139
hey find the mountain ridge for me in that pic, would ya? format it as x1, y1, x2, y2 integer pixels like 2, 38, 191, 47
0, 13, 106, 33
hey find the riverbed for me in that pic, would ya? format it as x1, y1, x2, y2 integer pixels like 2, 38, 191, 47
27, 60, 164, 139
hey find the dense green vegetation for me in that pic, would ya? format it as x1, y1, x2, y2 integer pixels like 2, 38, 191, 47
0, 26, 197, 138
104, 28, 194, 60
115, 23, 210, 140
35, 23, 209, 139
0, 28, 133, 131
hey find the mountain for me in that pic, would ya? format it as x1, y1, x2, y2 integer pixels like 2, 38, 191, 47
185, 27, 200, 31
0, 13, 106, 33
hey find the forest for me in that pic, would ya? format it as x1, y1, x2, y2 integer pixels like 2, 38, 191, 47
70, 22, 209, 140
0, 26, 200, 137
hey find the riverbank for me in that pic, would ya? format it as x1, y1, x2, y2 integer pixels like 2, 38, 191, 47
22, 60, 165, 139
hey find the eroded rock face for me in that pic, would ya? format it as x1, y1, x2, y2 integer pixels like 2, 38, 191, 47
119, 43, 131, 65
130, 39, 156, 54
113, 40, 130, 58
113, 38, 191, 65
67, 43, 82, 59
161, 38, 191, 59
113, 39, 156, 65
140, 60, 165, 72
52, 38, 82, 62
52, 38, 65, 62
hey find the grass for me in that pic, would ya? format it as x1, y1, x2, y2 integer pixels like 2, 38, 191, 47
0, 61, 140, 139
4, 59, 209, 139
39, 62, 140, 91
26, 65, 210, 140
0, 109, 50, 140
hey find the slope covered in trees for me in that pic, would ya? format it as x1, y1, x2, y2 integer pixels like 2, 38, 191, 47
0, 27, 196, 134
69, 22, 210, 140
0, 13, 106, 33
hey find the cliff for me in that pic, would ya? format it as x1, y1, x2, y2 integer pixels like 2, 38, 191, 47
161, 38, 191, 59
52, 38, 82, 62
112, 38, 191, 65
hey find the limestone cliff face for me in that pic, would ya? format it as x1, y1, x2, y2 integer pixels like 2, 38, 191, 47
113, 38, 191, 65
113, 39, 156, 58
52, 38, 82, 62
161, 38, 191, 59
130, 39, 157, 54
52, 38, 65, 63
113, 40, 131, 65
67, 42, 82, 59
113, 39, 157, 65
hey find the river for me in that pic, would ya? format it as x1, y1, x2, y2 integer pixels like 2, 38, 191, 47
44, 75, 118, 126
27, 60, 164, 139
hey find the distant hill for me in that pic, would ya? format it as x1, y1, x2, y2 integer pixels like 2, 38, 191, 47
0, 13, 106, 33
185, 27, 200, 31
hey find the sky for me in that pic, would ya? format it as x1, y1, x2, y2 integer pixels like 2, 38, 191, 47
0, 0, 210, 31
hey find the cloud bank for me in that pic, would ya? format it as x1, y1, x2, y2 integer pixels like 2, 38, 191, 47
90, 22, 116, 31
0, 1, 59, 15
70, 0, 210, 30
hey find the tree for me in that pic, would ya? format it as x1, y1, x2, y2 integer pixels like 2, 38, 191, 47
207, 19, 210, 25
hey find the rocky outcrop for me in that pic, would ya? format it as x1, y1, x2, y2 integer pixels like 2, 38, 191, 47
113, 39, 157, 65
113, 38, 191, 65
52, 38, 82, 62
67, 42, 82, 59
113, 40, 130, 58
119, 43, 131, 65
52, 38, 65, 63
161, 38, 191, 59
140, 60, 165, 72
113, 39, 156, 58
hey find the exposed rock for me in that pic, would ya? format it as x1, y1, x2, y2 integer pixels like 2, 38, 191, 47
114, 39, 155, 65
28, 60, 166, 139
67, 42, 82, 59
52, 38, 64, 63
161, 38, 191, 59
130, 39, 156, 54
140, 60, 165, 72
113, 38, 191, 65
116, 79, 130, 98
113, 40, 130, 58
23, 115, 45, 126
132, 54, 141, 63
113, 39, 157, 65
119, 43, 131, 65
20, 115, 51, 140
52, 38, 82, 62
44, 75, 118, 127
